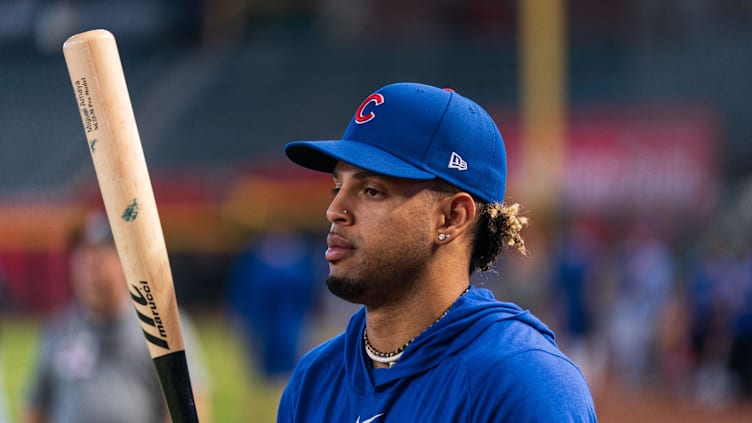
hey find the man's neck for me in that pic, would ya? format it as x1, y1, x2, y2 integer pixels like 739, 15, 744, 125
364, 279, 469, 364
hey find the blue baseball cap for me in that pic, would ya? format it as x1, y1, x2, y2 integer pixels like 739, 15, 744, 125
284, 82, 507, 203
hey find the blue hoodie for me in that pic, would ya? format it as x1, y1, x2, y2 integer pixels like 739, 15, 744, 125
278, 286, 597, 422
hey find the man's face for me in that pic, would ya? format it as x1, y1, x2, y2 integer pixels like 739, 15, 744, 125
325, 162, 439, 306
70, 244, 128, 319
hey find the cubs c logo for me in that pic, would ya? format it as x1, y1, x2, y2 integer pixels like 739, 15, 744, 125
354, 93, 384, 124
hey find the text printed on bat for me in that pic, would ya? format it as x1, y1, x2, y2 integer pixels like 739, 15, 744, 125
122, 198, 139, 221
89, 138, 97, 152
129, 281, 170, 350
74, 78, 98, 133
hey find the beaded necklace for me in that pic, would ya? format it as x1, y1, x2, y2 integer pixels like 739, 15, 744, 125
363, 286, 470, 368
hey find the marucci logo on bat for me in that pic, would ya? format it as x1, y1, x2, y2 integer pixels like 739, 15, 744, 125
129, 280, 169, 349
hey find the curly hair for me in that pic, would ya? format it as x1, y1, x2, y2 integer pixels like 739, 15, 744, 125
470, 202, 528, 273
429, 179, 528, 273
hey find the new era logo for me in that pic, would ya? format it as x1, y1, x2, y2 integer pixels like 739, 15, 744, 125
448, 152, 468, 171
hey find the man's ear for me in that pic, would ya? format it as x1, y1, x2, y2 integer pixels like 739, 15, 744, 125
435, 192, 476, 242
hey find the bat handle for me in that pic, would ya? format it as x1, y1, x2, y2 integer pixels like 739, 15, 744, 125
153, 351, 200, 422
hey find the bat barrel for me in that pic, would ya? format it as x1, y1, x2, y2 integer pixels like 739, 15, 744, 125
63, 28, 185, 358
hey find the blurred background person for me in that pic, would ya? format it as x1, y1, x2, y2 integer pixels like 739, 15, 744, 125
226, 228, 321, 385
685, 227, 752, 406
549, 217, 609, 388
20, 210, 211, 423
605, 221, 675, 388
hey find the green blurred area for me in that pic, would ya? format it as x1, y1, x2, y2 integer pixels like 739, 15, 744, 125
0, 313, 282, 423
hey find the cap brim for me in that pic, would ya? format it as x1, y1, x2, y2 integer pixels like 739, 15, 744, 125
285, 140, 436, 180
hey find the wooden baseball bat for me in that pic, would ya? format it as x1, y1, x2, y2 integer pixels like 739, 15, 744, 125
63, 29, 199, 422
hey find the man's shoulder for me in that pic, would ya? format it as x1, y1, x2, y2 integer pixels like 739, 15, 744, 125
451, 312, 586, 382
461, 314, 579, 373
454, 320, 596, 420
473, 314, 560, 353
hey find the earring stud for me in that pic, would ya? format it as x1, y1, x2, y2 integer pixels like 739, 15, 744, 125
438, 233, 447, 241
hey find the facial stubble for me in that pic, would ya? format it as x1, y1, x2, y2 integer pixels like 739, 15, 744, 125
326, 224, 433, 306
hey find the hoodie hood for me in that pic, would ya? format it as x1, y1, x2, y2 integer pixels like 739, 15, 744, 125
343, 286, 557, 392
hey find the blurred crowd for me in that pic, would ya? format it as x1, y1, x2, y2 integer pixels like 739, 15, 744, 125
473, 176, 752, 410
548, 215, 752, 405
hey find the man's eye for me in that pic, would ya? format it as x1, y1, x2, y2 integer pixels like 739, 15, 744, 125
364, 188, 380, 197
331, 187, 341, 196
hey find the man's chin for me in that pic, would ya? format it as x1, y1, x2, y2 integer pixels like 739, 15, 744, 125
326, 276, 367, 303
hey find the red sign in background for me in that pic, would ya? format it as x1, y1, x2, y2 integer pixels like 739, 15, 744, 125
498, 105, 718, 217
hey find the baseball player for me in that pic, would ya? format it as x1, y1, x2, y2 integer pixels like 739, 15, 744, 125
278, 82, 597, 421
21, 211, 211, 423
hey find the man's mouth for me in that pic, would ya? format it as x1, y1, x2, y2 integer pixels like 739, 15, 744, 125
326, 233, 355, 262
